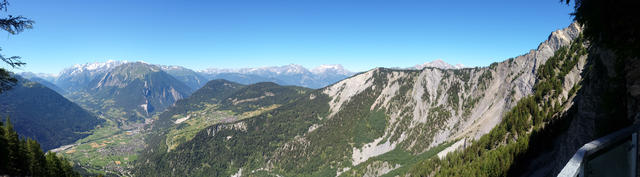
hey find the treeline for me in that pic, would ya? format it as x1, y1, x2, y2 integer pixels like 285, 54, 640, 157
1, 117, 79, 177
408, 35, 587, 176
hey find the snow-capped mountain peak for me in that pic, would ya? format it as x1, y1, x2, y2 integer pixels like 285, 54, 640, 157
282, 64, 307, 74
158, 64, 188, 71
248, 64, 308, 75
198, 64, 354, 88
311, 64, 352, 75
201, 64, 354, 76
64, 60, 128, 75
199, 68, 235, 74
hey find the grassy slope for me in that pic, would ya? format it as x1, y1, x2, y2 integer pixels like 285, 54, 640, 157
134, 80, 313, 176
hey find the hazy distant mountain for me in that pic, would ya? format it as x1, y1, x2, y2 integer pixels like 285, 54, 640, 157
28, 59, 470, 94
158, 65, 208, 91
310, 64, 353, 75
18, 72, 66, 94
200, 72, 284, 86
412, 59, 465, 70
18, 72, 57, 83
200, 64, 355, 89
51, 61, 352, 91
0, 76, 103, 151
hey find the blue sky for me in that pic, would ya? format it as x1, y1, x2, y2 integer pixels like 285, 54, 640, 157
0, 0, 574, 74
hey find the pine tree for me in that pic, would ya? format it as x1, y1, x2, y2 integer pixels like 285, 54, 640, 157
45, 152, 63, 177
0, 120, 8, 174
16, 138, 29, 174
0, 0, 34, 94
1, 117, 79, 177
27, 138, 47, 176
4, 116, 22, 175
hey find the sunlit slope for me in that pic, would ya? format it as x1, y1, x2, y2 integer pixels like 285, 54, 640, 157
135, 23, 581, 177
138, 79, 311, 169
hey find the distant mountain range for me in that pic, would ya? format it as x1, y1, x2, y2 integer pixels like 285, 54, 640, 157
20, 60, 465, 92
13, 61, 354, 124
18, 72, 66, 94
158, 65, 209, 90
56, 60, 129, 92
21, 61, 358, 91
15, 60, 462, 122
200, 64, 354, 89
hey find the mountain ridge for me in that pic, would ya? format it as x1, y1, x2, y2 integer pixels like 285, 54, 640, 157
0, 76, 104, 151
134, 22, 582, 177
86, 62, 193, 119
199, 64, 354, 89
24, 60, 477, 91
412, 59, 465, 70
24, 62, 357, 91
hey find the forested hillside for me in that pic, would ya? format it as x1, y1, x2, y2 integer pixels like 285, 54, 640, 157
0, 119, 79, 177
0, 77, 103, 151
136, 79, 312, 175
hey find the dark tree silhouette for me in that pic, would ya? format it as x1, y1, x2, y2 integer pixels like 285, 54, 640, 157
565, 0, 640, 57
0, 0, 34, 94
1, 117, 80, 176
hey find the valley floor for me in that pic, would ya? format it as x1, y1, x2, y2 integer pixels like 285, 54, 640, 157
53, 117, 150, 176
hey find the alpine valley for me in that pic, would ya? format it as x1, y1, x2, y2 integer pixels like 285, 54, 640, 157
3, 21, 639, 177
10, 61, 355, 175
133, 23, 585, 177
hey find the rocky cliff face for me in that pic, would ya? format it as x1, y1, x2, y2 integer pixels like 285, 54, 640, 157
134, 23, 583, 177
326, 22, 581, 152
517, 39, 639, 176
318, 23, 581, 174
